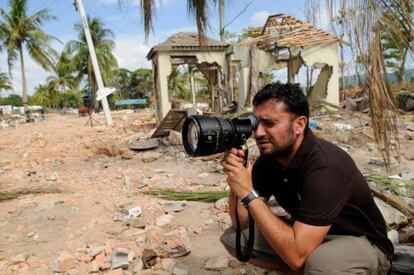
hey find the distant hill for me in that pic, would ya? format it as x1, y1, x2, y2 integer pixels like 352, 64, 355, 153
343, 68, 414, 88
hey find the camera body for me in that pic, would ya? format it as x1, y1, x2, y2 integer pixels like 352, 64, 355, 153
182, 114, 258, 157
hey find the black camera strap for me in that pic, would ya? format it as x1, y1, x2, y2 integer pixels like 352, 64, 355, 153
234, 149, 255, 262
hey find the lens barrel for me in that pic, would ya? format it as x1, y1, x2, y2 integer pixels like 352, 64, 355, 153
182, 113, 258, 157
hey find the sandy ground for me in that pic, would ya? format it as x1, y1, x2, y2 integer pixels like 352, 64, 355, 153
0, 109, 413, 274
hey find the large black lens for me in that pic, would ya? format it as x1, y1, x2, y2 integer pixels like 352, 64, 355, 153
182, 114, 258, 157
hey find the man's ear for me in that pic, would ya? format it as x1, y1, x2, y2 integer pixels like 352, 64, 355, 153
294, 116, 308, 134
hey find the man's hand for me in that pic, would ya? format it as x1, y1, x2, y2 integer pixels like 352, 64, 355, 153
220, 148, 253, 199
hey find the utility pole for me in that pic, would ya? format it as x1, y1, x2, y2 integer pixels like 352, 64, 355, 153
74, 0, 113, 126
219, 0, 224, 41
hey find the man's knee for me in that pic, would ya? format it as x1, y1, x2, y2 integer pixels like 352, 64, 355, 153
304, 235, 389, 275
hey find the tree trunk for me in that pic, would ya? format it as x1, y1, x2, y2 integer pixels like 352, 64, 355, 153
19, 44, 28, 113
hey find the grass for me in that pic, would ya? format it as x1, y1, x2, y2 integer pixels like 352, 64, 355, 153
0, 187, 62, 202
145, 189, 228, 202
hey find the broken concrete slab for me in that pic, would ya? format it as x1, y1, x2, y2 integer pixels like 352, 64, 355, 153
110, 247, 130, 270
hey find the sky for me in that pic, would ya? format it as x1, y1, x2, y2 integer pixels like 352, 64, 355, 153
0, 0, 328, 96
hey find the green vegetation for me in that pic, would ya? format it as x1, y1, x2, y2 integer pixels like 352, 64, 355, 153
0, 0, 58, 110
66, 16, 118, 110
145, 189, 229, 202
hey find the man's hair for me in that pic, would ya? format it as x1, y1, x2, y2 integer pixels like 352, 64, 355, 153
252, 82, 309, 121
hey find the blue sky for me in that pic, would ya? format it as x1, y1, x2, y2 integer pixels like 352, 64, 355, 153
0, 0, 323, 95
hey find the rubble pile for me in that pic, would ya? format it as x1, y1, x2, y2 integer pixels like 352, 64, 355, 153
0, 109, 413, 274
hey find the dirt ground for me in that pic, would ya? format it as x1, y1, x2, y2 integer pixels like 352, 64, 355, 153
0, 109, 413, 274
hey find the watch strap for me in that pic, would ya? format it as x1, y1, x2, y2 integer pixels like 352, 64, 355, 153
240, 190, 259, 208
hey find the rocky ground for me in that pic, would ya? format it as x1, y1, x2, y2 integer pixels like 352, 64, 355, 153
0, 109, 413, 275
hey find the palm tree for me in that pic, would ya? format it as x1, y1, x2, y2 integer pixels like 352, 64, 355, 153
0, 0, 58, 111
118, 0, 216, 44
0, 71, 12, 92
325, 0, 414, 168
46, 50, 77, 110
66, 16, 118, 110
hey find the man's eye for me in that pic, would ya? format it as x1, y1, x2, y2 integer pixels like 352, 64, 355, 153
263, 121, 276, 127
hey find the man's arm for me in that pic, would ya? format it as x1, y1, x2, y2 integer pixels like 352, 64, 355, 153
221, 148, 330, 271
247, 198, 330, 271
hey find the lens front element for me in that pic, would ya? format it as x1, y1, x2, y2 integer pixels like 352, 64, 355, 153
187, 119, 200, 152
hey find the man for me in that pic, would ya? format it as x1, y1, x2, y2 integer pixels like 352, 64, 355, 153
220, 82, 393, 274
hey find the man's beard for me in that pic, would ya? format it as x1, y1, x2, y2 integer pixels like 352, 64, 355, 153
258, 123, 296, 158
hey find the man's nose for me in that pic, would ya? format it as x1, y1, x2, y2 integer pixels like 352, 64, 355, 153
254, 123, 265, 138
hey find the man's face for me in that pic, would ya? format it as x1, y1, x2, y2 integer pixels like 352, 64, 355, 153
253, 99, 297, 157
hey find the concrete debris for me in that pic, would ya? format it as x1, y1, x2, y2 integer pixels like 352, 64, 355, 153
0, 109, 413, 274
142, 151, 163, 163
156, 214, 175, 227
204, 256, 229, 271
374, 197, 408, 226
169, 130, 183, 145
111, 247, 130, 270
388, 229, 399, 244
163, 201, 187, 213
127, 206, 142, 218
173, 267, 188, 275
52, 253, 75, 273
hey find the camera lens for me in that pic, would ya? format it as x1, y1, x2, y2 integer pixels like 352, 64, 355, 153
187, 118, 200, 152
182, 114, 258, 157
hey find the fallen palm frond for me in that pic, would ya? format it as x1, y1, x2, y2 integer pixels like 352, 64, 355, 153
364, 173, 414, 221
0, 187, 62, 202
363, 173, 405, 196
145, 189, 228, 202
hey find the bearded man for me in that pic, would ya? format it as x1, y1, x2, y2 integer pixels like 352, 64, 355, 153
220, 82, 393, 274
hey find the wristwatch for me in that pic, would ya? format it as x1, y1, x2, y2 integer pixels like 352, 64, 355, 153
240, 190, 259, 208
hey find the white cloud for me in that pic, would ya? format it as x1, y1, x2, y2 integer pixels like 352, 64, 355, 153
113, 36, 151, 69
97, 0, 173, 8
251, 11, 270, 27
0, 53, 50, 96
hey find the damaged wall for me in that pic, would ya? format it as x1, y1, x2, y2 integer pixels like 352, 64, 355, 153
298, 42, 339, 106
154, 51, 227, 119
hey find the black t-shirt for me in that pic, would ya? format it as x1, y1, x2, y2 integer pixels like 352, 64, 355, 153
252, 130, 394, 259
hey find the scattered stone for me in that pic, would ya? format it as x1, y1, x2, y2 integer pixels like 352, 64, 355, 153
124, 218, 146, 229
147, 226, 165, 248
204, 256, 229, 271
163, 201, 187, 213
142, 249, 158, 269
111, 247, 130, 270
113, 213, 124, 222
368, 157, 399, 168
392, 246, 414, 274
45, 173, 58, 181
127, 206, 142, 218
198, 172, 209, 178
161, 258, 176, 273
10, 253, 28, 264
89, 261, 100, 273
215, 198, 228, 212
142, 152, 162, 163
374, 197, 408, 226
173, 267, 188, 275
388, 229, 399, 244
89, 246, 105, 258
228, 258, 241, 269
163, 227, 191, 257
156, 214, 175, 227
106, 223, 126, 235
52, 253, 75, 273
134, 258, 144, 273
169, 130, 182, 145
